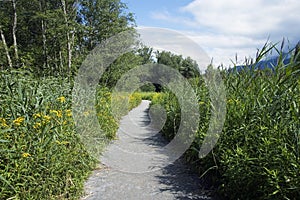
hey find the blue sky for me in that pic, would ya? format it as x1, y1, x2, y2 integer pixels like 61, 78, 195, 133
124, 0, 194, 30
124, 0, 300, 67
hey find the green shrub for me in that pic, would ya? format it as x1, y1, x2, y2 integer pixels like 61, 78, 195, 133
139, 92, 160, 101
129, 93, 142, 110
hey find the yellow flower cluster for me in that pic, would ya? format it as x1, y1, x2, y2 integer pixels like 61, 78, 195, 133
50, 110, 63, 118
43, 115, 51, 122
3, 107, 74, 132
32, 113, 51, 125
33, 122, 41, 129
0, 118, 9, 128
66, 110, 72, 117
57, 96, 66, 103
22, 153, 31, 158
30, 109, 73, 129
33, 113, 41, 119
13, 117, 25, 126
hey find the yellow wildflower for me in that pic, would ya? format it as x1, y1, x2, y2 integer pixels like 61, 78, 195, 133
50, 110, 58, 115
227, 99, 240, 104
227, 99, 234, 104
43, 115, 51, 122
65, 110, 72, 117
57, 96, 66, 103
57, 110, 62, 118
50, 110, 58, 116
50, 110, 62, 118
0, 118, 9, 128
199, 101, 205, 105
56, 140, 69, 145
33, 122, 41, 129
22, 153, 31, 158
33, 113, 41, 119
13, 117, 25, 126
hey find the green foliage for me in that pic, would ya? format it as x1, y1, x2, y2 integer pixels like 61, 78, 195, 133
0, 69, 143, 199
138, 92, 160, 101
139, 83, 156, 92
78, 0, 135, 51
99, 51, 143, 89
150, 92, 181, 140
216, 48, 300, 199
129, 93, 142, 110
0, 0, 135, 77
95, 87, 119, 140
156, 51, 200, 79
0, 70, 96, 199
152, 44, 300, 200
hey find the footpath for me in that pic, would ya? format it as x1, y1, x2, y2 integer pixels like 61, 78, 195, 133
82, 100, 218, 200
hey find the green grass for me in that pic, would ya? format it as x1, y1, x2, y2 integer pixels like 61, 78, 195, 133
151, 44, 300, 199
0, 70, 96, 199
138, 92, 159, 101
0, 69, 143, 199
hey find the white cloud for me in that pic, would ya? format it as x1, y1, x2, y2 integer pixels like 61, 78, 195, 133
182, 0, 300, 38
148, 0, 300, 67
183, 32, 268, 66
137, 27, 211, 71
150, 10, 198, 27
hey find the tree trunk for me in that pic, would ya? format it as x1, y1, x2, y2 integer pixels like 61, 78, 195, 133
61, 0, 72, 76
12, 0, 19, 63
39, 0, 48, 69
0, 27, 12, 68
59, 50, 64, 72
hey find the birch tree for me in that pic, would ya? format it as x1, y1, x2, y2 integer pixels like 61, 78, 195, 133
0, 26, 12, 68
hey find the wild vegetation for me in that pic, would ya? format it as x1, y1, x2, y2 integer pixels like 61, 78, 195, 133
0, 70, 95, 199
0, 69, 144, 199
152, 44, 300, 199
0, 0, 141, 199
1, 0, 300, 199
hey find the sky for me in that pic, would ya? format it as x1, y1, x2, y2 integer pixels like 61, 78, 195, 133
124, 0, 300, 67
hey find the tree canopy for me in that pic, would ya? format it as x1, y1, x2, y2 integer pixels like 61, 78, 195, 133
0, 0, 135, 77
0, 0, 200, 86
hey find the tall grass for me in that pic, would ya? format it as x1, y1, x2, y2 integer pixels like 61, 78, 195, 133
0, 69, 143, 199
152, 43, 300, 199
0, 70, 96, 199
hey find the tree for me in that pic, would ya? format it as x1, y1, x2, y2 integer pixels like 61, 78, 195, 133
0, 0, 136, 77
99, 50, 143, 89
137, 46, 154, 64
156, 51, 199, 79
180, 56, 199, 78
12, 0, 19, 64
0, 0, 14, 67
78, 0, 135, 51
0, 26, 12, 68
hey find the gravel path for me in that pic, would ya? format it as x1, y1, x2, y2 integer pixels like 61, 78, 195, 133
82, 100, 218, 200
